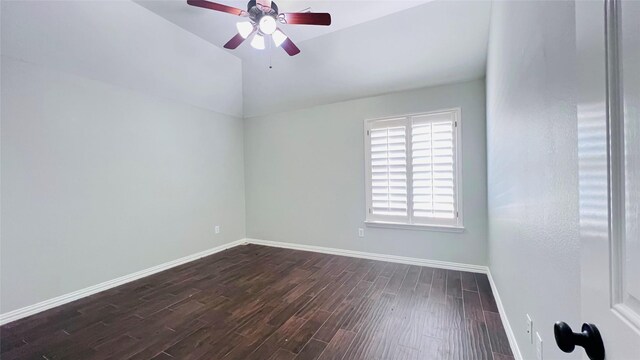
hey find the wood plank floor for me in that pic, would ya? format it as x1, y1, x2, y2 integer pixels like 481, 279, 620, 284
0, 244, 514, 360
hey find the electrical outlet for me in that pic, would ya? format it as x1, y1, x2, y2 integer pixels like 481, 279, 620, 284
526, 314, 533, 343
358, 228, 364, 237
535, 332, 543, 360
215, 225, 220, 234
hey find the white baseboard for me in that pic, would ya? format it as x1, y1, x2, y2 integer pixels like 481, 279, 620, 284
487, 270, 523, 360
244, 238, 488, 274
0, 239, 245, 326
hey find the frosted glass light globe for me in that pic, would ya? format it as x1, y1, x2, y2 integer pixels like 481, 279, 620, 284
272, 29, 287, 47
236, 21, 254, 38
251, 33, 266, 49
259, 16, 277, 35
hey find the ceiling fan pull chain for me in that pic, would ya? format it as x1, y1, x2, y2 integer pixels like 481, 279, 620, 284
266, 32, 273, 69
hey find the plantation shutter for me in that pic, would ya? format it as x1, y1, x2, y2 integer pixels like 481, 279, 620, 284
367, 118, 409, 222
411, 112, 458, 225
365, 109, 461, 228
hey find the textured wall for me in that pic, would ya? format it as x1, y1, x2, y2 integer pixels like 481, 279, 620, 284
486, 1, 580, 359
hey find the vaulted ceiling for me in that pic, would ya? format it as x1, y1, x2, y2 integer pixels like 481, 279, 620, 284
3, 0, 491, 117
138, 0, 492, 117
243, 1, 492, 116
135, 1, 436, 60
2, 0, 244, 116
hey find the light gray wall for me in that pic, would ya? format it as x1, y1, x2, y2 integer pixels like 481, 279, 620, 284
1, 0, 246, 315
0, 57, 246, 314
486, 1, 580, 359
244, 79, 487, 265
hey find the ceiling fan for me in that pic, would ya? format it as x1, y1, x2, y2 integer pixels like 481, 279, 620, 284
187, 0, 331, 56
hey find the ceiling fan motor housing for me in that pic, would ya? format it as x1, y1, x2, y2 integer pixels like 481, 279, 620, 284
247, 0, 278, 21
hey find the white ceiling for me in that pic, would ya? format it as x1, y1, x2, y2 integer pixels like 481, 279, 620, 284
242, 0, 492, 116
136, 0, 491, 117
135, 0, 434, 59
2, 0, 244, 117
3, 0, 491, 118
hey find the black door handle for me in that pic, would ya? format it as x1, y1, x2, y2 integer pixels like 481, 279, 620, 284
554, 321, 605, 360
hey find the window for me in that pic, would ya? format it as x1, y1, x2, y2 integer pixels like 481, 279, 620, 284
364, 109, 462, 230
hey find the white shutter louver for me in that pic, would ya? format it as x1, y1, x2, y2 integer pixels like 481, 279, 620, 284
365, 109, 461, 228
411, 113, 457, 224
369, 120, 408, 219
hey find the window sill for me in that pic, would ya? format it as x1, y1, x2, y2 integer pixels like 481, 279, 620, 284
364, 221, 465, 233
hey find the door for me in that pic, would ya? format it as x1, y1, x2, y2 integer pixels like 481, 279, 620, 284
576, 0, 640, 359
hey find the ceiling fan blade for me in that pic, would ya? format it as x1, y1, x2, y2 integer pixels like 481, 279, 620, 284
257, 0, 272, 10
281, 37, 301, 56
223, 33, 248, 49
280, 12, 331, 26
187, 0, 246, 16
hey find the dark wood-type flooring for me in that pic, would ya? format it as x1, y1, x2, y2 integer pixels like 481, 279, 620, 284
0, 244, 514, 360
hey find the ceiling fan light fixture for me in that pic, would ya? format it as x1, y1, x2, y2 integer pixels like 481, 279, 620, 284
187, 0, 332, 56
258, 15, 277, 35
250, 33, 266, 49
272, 29, 287, 47
236, 21, 254, 38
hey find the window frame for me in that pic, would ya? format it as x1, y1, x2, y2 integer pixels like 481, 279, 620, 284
363, 108, 464, 231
